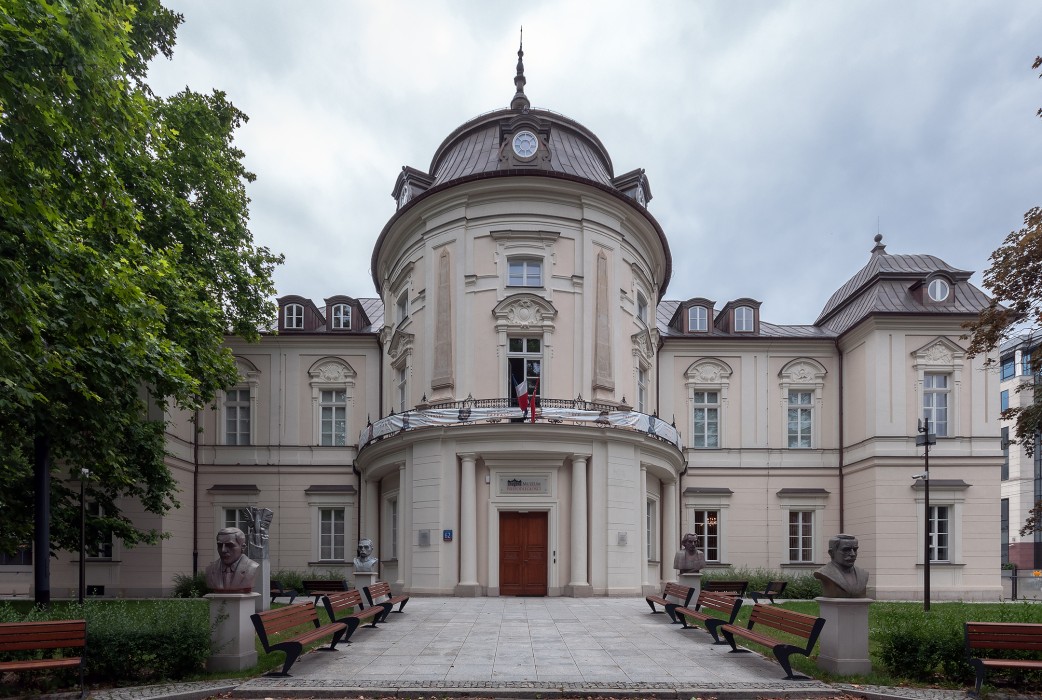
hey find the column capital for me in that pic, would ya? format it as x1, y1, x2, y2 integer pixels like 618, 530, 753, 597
458, 452, 478, 462
570, 453, 591, 462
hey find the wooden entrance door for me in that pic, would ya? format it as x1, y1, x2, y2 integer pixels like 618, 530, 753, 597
499, 511, 548, 596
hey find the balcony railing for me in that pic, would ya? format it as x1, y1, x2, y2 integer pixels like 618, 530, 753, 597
358, 396, 682, 451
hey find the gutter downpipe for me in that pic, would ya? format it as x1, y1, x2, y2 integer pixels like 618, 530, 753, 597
835, 339, 845, 532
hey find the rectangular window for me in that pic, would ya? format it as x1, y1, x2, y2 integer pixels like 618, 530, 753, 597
929, 505, 949, 562
507, 337, 542, 405
693, 510, 720, 562
692, 391, 719, 448
923, 373, 949, 437
688, 306, 707, 332
646, 499, 657, 561
787, 390, 813, 448
320, 389, 347, 446
0, 545, 32, 566
395, 366, 407, 413
788, 511, 814, 562
637, 366, 648, 413
86, 502, 113, 559
508, 258, 542, 287
1001, 357, 1015, 380
636, 293, 648, 324
1024, 351, 1036, 377
225, 388, 251, 445
1001, 427, 1010, 481
223, 507, 249, 531
396, 291, 408, 324
1000, 389, 1009, 412
319, 508, 346, 561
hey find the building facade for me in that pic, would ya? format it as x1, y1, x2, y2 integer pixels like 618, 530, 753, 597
1, 48, 1005, 601
999, 331, 1042, 569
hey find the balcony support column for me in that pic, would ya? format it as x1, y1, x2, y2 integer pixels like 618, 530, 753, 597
456, 452, 481, 595
568, 453, 592, 596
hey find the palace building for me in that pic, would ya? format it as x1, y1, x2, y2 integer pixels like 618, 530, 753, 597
3, 46, 1005, 601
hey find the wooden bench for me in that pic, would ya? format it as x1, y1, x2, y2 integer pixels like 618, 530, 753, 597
749, 580, 787, 604
645, 582, 696, 623
674, 590, 743, 643
250, 601, 348, 676
702, 579, 749, 597
321, 589, 392, 642
0, 619, 86, 698
363, 580, 410, 618
270, 579, 298, 604
964, 621, 1042, 695
301, 578, 348, 603
719, 604, 825, 680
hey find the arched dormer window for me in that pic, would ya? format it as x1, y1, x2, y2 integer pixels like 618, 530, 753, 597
734, 306, 754, 332
284, 303, 303, 330
688, 306, 708, 332
331, 303, 351, 330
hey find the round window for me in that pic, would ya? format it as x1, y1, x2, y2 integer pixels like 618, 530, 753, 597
927, 278, 950, 302
512, 130, 538, 158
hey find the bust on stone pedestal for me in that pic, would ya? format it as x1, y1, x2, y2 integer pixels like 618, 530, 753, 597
673, 532, 706, 574
814, 533, 869, 598
204, 527, 260, 593
353, 538, 378, 572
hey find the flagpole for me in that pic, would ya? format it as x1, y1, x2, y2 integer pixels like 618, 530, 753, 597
530, 378, 540, 424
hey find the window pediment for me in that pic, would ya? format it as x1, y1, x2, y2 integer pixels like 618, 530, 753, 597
631, 328, 655, 360
387, 330, 415, 360
493, 293, 557, 331
779, 358, 827, 385
307, 358, 356, 385
912, 337, 965, 369
685, 359, 733, 385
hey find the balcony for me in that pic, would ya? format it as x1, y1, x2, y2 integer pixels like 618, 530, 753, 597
358, 396, 683, 451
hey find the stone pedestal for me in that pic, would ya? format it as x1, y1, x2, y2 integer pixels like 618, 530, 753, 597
816, 597, 872, 675
353, 570, 378, 603
205, 592, 259, 672
678, 572, 702, 598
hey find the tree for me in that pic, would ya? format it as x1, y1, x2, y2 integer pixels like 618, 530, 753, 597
965, 56, 1042, 455
0, 0, 282, 599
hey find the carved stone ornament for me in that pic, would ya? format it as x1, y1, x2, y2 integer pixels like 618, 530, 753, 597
924, 343, 953, 365
694, 365, 721, 382
631, 330, 654, 360
388, 330, 415, 360
507, 298, 540, 327
493, 294, 557, 331
779, 358, 826, 384
309, 361, 353, 383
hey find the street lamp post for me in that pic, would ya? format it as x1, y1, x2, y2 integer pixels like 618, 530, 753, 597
916, 418, 935, 612
78, 468, 90, 605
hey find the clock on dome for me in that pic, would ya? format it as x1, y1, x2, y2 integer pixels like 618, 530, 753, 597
512, 130, 538, 158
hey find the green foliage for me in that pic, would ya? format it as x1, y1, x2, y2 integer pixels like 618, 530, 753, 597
171, 571, 210, 598
0, 599, 211, 685
272, 569, 305, 592
873, 602, 1042, 685
0, 0, 282, 560
700, 566, 823, 599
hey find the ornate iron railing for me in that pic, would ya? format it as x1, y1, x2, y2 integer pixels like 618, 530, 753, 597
358, 396, 682, 452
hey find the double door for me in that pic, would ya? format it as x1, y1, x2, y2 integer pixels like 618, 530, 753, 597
499, 511, 547, 596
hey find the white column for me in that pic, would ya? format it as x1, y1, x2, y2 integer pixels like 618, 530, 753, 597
396, 462, 406, 588
569, 454, 589, 587
639, 465, 648, 587
662, 478, 677, 578
459, 453, 478, 586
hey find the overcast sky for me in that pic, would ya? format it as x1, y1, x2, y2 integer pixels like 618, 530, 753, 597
147, 1, 1042, 325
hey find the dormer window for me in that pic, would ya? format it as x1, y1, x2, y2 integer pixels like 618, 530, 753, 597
508, 258, 542, 287
927, 278, 950, 302
284, 303, 303, 329
636, 292, 648, 324
688, 306, 708, 332
331, 303, 351, 330
735, 306, 754, 332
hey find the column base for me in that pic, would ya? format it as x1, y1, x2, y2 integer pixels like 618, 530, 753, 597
454, 582, 483, 596
565, 583, 593, 597
816, 597, 873, 675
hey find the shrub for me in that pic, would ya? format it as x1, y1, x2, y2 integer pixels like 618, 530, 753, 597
700, 566, 822, 599
271, 569, 304, 592
0, 599, 212, 686
172, 571, 210, 598
303, 568, 348, 581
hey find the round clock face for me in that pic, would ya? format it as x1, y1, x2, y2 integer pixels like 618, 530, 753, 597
512, 130, 538, 158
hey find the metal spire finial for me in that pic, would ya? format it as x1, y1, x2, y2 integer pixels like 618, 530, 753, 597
510, 28, 530, 111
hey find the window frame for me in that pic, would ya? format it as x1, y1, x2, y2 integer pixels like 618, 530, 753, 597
224, 386, 252, 446
928, 504, 950, 563
685, 360, 732, 449
692, 510, 721, 563
319, 388, 347, 446
637, 365, 649, 414
330, 303, 351, 330
507, 336, 542, 406
646, 497, 658, 562
778, 359, 826, 450
218, 359, 260, 447
507, 257, 543, 288
734, 305, 754, 332
787, 390, 814, 449
636, 292, 648, 325
284, 303, 304, 329
307, 359, 356, 446
927, 278, 950, 302
913, 480, 965, 566
692, 390, 720, 448
318, 507, 347, 562
688, 305, 708, 333
912, 339, 964, 440
85, 501, 114, 560
923, 372, 950, 437
395, 291, 409, 325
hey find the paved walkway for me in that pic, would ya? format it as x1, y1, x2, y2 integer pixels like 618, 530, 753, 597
89, 596, 1015, 700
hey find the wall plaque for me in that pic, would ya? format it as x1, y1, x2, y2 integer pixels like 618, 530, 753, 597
499, 475, 549, 496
